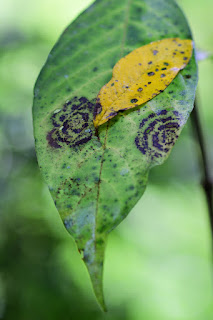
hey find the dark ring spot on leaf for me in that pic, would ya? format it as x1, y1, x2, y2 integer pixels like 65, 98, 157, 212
184, 74, 191, 79
131, 99, 138, 103
94, 103, 102, 116
135, 110, 181, 161
106, 111, 118, 119
47, 96, 95, 149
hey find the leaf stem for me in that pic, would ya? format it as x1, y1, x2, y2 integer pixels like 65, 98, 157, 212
191, 95, 213, 239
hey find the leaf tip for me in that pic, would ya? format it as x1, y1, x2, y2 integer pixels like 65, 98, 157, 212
82, 238, 107, 311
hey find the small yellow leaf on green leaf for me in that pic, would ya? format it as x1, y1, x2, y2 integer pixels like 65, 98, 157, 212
93, 38, 193, 127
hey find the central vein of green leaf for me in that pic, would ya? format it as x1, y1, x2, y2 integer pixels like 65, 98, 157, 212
95, 0, 132, 237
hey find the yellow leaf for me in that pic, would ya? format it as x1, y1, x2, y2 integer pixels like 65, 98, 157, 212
93, 38, 193, 127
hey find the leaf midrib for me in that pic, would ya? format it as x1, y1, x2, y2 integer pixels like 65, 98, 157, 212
94, 0, 132, 240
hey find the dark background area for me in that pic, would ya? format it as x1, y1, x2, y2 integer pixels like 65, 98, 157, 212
0, 0, 213, 319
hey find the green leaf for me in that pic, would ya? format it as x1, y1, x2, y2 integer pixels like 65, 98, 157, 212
33, 0, 198, 310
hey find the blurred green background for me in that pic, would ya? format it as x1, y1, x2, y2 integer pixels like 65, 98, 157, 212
0, 0, 213, 319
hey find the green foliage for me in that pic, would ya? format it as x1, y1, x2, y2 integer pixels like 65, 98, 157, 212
33, 0, 197, 309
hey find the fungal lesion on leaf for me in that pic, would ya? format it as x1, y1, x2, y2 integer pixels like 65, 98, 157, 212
46, 38, 193, 151
46, 96, 96, 149
135, 109, 182, 164
55, 177, 93, 217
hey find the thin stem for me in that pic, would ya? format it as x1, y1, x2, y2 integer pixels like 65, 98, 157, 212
191, 96, 213, 238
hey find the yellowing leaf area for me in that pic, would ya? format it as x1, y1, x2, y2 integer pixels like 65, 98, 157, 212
93, 38, 193, 127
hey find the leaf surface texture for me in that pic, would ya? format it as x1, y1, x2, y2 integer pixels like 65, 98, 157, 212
94, 38, 193, 126
33, 0, 198, 310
